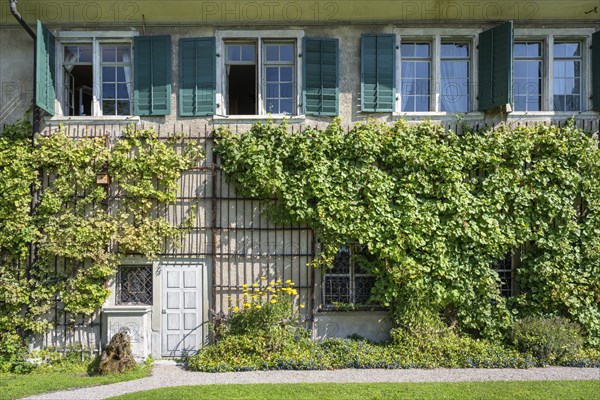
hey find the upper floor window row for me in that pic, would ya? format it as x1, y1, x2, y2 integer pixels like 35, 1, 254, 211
35, 21, 600, 119
364, 25, 600, 115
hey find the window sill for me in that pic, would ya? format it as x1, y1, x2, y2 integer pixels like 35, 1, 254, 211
103, 306, 151, 314
317, 307, 388, 314
392, 111, 485, 121
212, 115, 306, 124
44, 116, 141, 125
507, 111, 599, 120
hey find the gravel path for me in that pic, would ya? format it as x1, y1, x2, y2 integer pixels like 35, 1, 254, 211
23, 364, 600, 400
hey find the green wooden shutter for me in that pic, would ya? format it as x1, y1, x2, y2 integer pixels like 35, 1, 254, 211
134, 35, 172, 116
478, 21, 513, 112
36, 20, 56, 115
592, 31, 600, 111
303, 37, 339, 116
179, 37, 216, 116
361, 34, 395, 112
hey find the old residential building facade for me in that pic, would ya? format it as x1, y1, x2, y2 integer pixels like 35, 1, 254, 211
1, 0, 599, 358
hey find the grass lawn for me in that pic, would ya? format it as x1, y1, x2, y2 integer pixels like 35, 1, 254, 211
109, 381, 600, 400
0, 365, 150, 400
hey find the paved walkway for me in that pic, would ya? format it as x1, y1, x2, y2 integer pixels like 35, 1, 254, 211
24, 364, 600, 400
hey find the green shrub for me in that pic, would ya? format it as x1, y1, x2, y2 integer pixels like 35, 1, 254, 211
187, 327, 535, 372
509, 316, 583, 365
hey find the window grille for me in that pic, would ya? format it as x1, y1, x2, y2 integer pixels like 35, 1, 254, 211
116, 265, 153, 305
322, 246, 376, 308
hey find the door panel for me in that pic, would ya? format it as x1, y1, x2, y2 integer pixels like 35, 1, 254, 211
161, 262, 206, 357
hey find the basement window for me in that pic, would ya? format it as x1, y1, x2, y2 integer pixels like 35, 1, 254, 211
322, 246, 376, 309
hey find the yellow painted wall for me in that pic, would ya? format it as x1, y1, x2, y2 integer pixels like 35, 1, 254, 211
1, 0, 599, 26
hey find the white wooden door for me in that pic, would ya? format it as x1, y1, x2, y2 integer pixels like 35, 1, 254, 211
161, 262, 206, 357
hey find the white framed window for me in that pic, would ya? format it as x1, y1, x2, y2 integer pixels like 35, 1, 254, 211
394, 29, 478, 115
55, 31, 136, 117
512, 29, 594, 114
215, 30, 303, 117
322, 246, 376, 309
513, 41, 543, 112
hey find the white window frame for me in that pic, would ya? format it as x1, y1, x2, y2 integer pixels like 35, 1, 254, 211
511, 28, 595, 117
215, 30, 304, 120
53, 31, 137, 118
393, 28, 481, 120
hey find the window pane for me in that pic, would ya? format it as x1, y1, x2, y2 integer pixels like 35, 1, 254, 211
117, 84, 129, 98
102, 46, 116, 62
78, 45, 92, 63
266, 45, 279, 61
116, 66, 126, 81
266, 99, 278, 113
415, 43, 430, 57
116, 100, 130, 116
441, 43, 468, 58
227, 45, 240, 62
103, 67, 116, 82
280, 83, 293, 98
103, 84, 115, 99
401, 43, 414, 57
280, 45, 293, 62
415, 61, 429, 78
266, 67, 279, 81
241, 45, 255, 62
266, 83, 278, 98
280, 67, 293, 82
116, 46, 131, 62
102, 100, 116, 115
280, 99, 292, 114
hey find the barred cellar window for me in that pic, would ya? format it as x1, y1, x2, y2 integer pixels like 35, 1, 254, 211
492, 253, 514, 298
322, 246, 376, 308
116, 265, 153, 305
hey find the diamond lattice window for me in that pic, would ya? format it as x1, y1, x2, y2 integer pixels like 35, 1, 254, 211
116, 265, 153, 305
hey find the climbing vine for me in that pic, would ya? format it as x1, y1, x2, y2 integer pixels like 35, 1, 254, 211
0, 119, 202, 357
215, 118, 600, 345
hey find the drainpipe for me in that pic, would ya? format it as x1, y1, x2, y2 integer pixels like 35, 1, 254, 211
9, 0, 39, 135
10, 0, 39, 338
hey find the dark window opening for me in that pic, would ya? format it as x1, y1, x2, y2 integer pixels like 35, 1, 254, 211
228, 65, 256, 115
493, 253, 513, 297
64, 65, 93, 116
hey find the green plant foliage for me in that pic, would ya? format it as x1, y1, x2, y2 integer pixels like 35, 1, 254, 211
509, 316, 583, 365
0, 120, 203, 370
187, 328, 535, 372
215, 118, 600, 345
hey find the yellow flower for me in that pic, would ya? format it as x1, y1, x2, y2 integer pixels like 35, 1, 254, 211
243, 303, 251, 309
252, 283, 259, 287
242, 283, 249, 289
270, 299, 277, 304
260, 276, 267, 280
233, 306, 240, 312
272, 294, 278, 299
299, 304, 305, 309
291, 289, 298, 295
285, 279, 293, 284
276, 279, 282, 284
255, 305, 262, 309
251, 294, 258, 299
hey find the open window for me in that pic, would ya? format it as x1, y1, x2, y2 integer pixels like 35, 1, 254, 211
36, 21, 171, 118
215, 30, 303, 117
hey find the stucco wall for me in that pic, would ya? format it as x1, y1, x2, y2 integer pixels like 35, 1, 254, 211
0, 28, 34, 126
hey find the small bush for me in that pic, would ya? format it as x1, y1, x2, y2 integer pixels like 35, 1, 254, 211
509, 316, 583, 365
